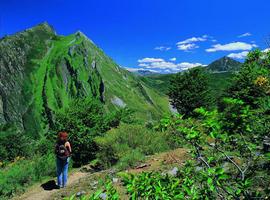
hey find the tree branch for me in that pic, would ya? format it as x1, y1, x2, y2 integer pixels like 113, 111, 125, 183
217, 148, 245, 181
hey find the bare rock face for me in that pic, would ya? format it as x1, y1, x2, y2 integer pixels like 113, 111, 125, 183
111, 96, 126, 108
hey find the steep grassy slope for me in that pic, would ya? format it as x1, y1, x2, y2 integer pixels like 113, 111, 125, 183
0, 23, 170, 137
0, 23, 55, 136
139, 74, 173, 95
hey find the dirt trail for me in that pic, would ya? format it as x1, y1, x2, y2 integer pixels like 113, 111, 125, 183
13, 148, 188, 200
13, 171, 87, 200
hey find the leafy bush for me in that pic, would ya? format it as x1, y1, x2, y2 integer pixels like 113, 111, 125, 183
0, 154, 55, 199
95, 124, 171, 169
225, 50, 270, 109
156, 104, 270, 198
123, 172, 185, 199
0, 124, 32, 163
151, 49, 270, 199
54, 98, 129, 166
168, 67, 212, 117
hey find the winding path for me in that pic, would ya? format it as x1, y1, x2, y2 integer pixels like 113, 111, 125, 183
13, 171, 86, 200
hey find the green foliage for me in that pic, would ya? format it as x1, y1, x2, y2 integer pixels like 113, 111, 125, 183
168, 67, 212, 117
123, 172, 184, 199
208, 72, 234, 103
54, 98, 126, 166
122, 161, 235, 200
141, 71, 234, 106
65, 180, 119, 200
95, 124, 171, 169
226, 50, 270, 108
139, 74, 174, 95
132, 49, 270, 199
0, 124, 32, 163
0, 154, 55, 199
156, 101, 270, 198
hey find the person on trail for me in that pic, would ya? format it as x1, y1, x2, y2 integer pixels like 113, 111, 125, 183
55, 131, 71, 188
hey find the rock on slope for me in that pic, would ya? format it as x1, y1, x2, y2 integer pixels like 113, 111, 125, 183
0, 22, 169, 137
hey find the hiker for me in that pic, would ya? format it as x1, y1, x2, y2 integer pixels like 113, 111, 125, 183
55, 131, 72, 188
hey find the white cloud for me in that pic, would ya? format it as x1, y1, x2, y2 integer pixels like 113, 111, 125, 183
206, 42, 257, 52
125, 67, 141, 72
176, 35, 209, 51
177, 62, 205, 71
238, 32, 252, 38
154, 46, 171, 51
138, 58, 164, 63
263, 48, 270, 52
177, 43, 199, 51
137, 57, 204, 73
228, 51, 249, 59
177, 36, 207, 45
125, 67, 159, 73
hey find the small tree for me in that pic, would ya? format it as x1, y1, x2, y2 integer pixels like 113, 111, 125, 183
53, 98, 126, 166
225, 50, 270, 109
168, 67, 211, 117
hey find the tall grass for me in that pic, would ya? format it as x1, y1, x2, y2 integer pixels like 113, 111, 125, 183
0, 154, 55, 199
95, 124, 171, 169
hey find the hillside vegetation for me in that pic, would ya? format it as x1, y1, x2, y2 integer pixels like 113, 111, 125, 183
140, 71, 234, 102
0, 23, 170, 199
0, 23, 269, 200
0, 22, 170, 138
63, 49, 270, 199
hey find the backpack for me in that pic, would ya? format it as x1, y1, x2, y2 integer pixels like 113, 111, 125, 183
55, 142, 70, 160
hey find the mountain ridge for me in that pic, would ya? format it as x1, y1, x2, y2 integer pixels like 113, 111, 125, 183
0, 23, 170, 136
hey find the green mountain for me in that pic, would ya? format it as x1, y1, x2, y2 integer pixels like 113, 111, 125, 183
206, 56, 242, 72
0, 22, 170, 136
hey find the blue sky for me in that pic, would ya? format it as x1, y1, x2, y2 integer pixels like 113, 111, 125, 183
1, 0, 270, 73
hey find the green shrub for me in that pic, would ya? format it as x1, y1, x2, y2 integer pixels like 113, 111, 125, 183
117, 149, 145, 170
0, 124, 32, 162
122, 172, 187, 199
168, 67, 212, 117
54, 98, 128, 166
95, 124, 170, 169
225, 50, 270, 109
156, 104, 270, 198
0, 154, 55, 199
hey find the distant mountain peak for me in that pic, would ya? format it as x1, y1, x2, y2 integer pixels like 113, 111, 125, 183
207, 56, 242, 72
135, 70, 158, 76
